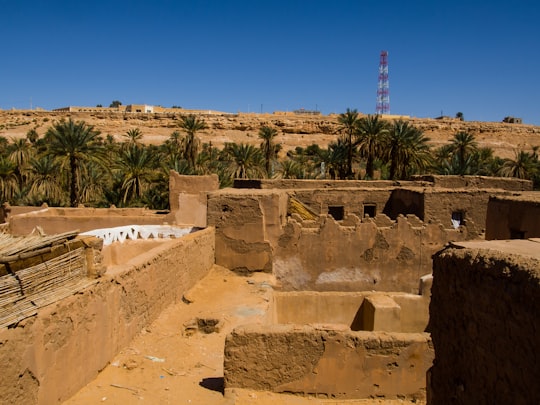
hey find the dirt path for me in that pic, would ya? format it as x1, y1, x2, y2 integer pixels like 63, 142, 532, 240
64, 266, 425, 405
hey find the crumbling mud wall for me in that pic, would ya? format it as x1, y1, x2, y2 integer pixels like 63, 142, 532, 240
0, 227, 215, 405
8, 207, 174, 236
485, 194, 540, 239
169, 171, 219, 227
207, 189, 287, 273
429, 242, 540, 404
410, 175, 533, 191
275, 214, 466, 292
224, 324, 433, 400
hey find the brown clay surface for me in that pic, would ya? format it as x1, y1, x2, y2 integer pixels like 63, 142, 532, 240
64, 265, 425, 404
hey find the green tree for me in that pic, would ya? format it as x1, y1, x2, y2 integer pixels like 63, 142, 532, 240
109, 100, 122, 108
355, 114, 389, 179
26, 128, 39, 144
326, 140, 349, 180
498, 150, 539, 180
116, 145, 158, 205
0, 156, 18, 203
45, 118, 106, 207
337, 108, 359, 178
223, 143, 264, 179
276, 159, 303, 179
258, 125, 280, 177
178, 114, 207, 170
447, 132, 478, 175
27, 155, 65, 206
123, 128, 144, 146
456, 112, 464, 121
386, 120, 431, 179
8, 138, 34, 191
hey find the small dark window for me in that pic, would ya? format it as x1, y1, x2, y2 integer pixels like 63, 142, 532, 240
451, 211, 464, 228
328, 206, 344, 220
364, 204, 376, 218
510, 229, 525, 239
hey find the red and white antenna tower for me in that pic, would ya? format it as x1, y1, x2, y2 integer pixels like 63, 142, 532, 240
376, 50, 390, 115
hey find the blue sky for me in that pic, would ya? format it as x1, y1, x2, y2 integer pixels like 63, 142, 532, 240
1, 0, 539, 124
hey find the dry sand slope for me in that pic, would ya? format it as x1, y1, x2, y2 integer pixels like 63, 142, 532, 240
1, 110, 539, 159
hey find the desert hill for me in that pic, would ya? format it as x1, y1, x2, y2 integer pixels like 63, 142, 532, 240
1, 110, 539, 159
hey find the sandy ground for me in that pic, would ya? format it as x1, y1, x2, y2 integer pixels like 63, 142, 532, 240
64, 265, 425, 405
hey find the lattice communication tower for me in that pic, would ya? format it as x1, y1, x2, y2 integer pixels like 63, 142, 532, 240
376, 50, 390, 115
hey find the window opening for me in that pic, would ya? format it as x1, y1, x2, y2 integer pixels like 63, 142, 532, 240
328, 206, 344, 221
364, 204, 376, 218
451, 211, 464, 229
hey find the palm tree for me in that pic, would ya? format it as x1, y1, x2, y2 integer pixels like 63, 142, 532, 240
258, 125, 280, 177
8, 138, 34, 191
45, 118, 106, 207
337, 108, 359, 178
116, 145, 158, 205
447, 132, 478, 175
77, 162, 110, 206
223, 143, 264, 179
178, 114, 207, 170
276, 159, 303, 179
0, 156, 18, 203
385, 120, 431, 179
326, 140, 349, 180
165, 130, 183, 157
27, 155, 65, 205
355, 114, 389, 179
123, 128, 144, 146
498, 150, 538, 180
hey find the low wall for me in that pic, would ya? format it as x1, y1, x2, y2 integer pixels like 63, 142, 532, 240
233, 179, 423, 189
275, 214, 466, 293
224, 324, 433, 400
234, 176, 532, 192
273, 288, 431, 333
0, 227, 215, 405
428, 240, 540, 404
8, 207, 174, 236
410, 175, 533, 191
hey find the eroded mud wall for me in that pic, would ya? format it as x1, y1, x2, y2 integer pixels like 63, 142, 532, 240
224, 325, 433, 400
0, 228, 215, 405
275, 215, 466, 292
429, 245, 540, 404
207, 189, 287, 273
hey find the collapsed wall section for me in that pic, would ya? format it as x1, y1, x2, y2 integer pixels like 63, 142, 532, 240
429, 240, 540, 404
0, 227, 215, 405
